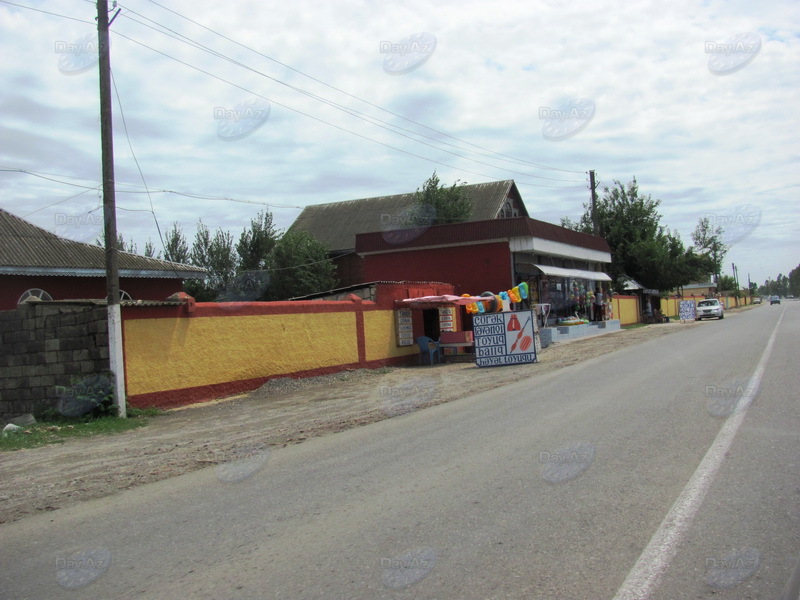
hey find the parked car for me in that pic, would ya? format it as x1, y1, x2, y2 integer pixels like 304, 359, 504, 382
696, 298, 724, 320
770, 296, 781, 305
753, 297, 762, 304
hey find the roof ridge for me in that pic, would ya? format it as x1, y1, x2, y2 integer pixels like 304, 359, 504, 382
0, 207, 205, 274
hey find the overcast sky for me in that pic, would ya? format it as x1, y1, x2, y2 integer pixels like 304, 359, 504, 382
1, 0, 798, 287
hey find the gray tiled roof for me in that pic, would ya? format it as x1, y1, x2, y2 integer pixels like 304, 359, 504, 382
289, 180, 527, 252
0, 208, 205, 279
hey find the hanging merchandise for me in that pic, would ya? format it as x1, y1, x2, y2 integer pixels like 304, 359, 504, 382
480, 291, 498, 313
462, 293, 479, 314
494, 295, 503, 313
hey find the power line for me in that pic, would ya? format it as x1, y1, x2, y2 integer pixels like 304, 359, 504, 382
0, 0, 93, 24
109, 28, 585, 189
122, 5, 582, 182
2, 0, 587, 188
0, 167, 305, 208
141, 0, 584, 175
110, 66, 169, 257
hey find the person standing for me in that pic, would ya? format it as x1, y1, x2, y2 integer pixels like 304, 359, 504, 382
594, 287, 604, 322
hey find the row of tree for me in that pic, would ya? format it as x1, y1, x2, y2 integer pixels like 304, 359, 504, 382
561, 178, 727, 294
112, 172, 470, 302
116, 173, 792, 302
115, 211, 336, 301
758, 267, 800, 297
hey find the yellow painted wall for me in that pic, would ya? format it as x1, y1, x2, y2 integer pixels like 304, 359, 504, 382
614, 296, 640, 325
363, 310, 417, 362
125, 312, 358, 396
660, 297, 678, 317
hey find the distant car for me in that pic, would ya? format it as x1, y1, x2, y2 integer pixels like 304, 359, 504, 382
770, 296, 781, 305
696, 298, 724, 320
753, 297, 762, 304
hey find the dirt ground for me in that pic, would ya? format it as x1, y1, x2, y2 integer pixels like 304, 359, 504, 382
0, 321, 702, 525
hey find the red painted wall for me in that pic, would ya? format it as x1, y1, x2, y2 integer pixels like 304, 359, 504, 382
363, 242, 513, 296
0, 275, 185, 310
332, 252, 364, 288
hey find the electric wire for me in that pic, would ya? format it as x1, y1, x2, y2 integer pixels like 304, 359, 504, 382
0, 168, 302, 208
1, 0, 587, 188
122, 5, 581, 182
111, 28, 584, 189
141, 0, 584, 175
110, 66, 169, 257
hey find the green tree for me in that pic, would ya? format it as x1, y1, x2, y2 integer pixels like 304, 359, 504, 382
410, 171, 471, 226
163, 222, 190, 264
561, 178, 711, 293
144, 239, 158, 258
267, 230, 336, 300
236, 210, 279, 272
789, 264, 800, 297
184, 221, 238, 301
191, 220, 212, 269
560, 215, 591, 233
96, 232, 136, 253
691, 217, 727, 281
717, 274, 737, 292
208, 228, 238, 295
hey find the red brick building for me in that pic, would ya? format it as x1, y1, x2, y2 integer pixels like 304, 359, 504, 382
0, 208, 205, 311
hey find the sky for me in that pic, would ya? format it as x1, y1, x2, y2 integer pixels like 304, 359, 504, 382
1, 0, 798, 288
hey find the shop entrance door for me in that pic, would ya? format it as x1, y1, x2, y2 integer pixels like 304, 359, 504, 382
422, 309, 440, 340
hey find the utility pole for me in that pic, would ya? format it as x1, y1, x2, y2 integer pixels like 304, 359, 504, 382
589, 170, 599, 236
97, 0, 126, 417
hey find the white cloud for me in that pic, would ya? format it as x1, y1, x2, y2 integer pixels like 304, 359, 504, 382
1, 0, 797, 284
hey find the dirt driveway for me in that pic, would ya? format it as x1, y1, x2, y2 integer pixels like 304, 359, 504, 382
0, 322, 699, 525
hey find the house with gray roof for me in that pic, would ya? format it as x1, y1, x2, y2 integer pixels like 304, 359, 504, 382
0, 208, 205, 310
289, 180, 529, 286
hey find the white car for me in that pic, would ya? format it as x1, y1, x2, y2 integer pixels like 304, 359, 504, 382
697, 298, 724, 320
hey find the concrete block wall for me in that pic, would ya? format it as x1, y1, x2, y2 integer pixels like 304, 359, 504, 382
0, 302, 109, 422
540, 320, 621, 347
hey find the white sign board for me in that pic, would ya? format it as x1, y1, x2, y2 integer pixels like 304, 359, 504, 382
679, 300, 696, 321
473, 310, 537, 367
395, 308, 414, 346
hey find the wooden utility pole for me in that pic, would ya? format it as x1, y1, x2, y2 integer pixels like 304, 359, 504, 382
589, 170, 599, 236
97, 0, 126, 417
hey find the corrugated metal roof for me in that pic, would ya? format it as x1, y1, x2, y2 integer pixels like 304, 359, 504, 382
355, 217, 611, 254
289, 180, 527, 252
0, 208, 206, 279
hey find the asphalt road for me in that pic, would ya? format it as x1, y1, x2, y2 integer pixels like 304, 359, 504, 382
1, 302, 798, 600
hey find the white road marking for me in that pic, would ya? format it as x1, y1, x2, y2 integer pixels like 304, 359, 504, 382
612, 312, 785, 599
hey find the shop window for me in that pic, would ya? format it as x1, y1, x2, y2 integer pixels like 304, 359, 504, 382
17, 288, 53, 304
499, 200, 515, 218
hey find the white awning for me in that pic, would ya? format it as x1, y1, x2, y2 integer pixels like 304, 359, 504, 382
533, 264, 612, 282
